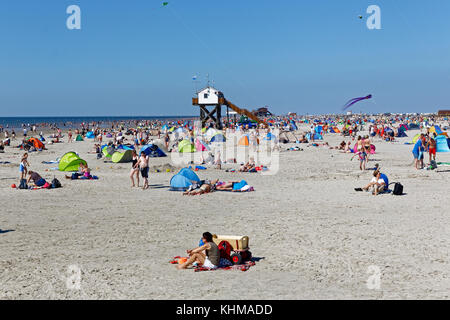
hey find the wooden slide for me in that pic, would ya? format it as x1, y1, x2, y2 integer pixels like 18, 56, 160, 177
221, 98, 268, 127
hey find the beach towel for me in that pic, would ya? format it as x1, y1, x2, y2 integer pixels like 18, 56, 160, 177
169, 256, 255, 272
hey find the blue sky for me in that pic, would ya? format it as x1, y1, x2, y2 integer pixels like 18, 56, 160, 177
0, 0, 449, 116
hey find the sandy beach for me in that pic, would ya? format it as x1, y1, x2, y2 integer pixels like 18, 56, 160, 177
1, 126, 450, 300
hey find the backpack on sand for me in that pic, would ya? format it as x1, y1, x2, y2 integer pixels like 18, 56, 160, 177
18, 178, 28, 190
392, 183, 404, 196
51, 178, 62, 189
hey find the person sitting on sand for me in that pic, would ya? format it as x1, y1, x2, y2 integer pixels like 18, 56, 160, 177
27, 170, 47, 188
177, 232, 220, 270
340, 141, 352, 153
65, 162, 88, 180
359, 170, 386, 195
239, 157, 256, 172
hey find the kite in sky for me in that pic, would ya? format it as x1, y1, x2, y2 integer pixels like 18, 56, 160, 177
342, 94, 372, 110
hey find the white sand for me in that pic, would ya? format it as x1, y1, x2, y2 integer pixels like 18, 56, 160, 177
1, 128, 450, 299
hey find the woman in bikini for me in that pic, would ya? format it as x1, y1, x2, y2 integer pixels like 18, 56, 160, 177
130, 150, 140, 188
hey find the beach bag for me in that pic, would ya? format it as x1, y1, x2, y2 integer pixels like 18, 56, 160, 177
392, 183, 403, 196
218, 241, 232, 262
430, 160, 437, 170
51, 178, 62, 189
18, 178, 28, 190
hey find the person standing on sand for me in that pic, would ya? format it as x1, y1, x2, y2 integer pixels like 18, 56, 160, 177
412, 134, 425, 170
130, 150, 140, 188
427, 136, 437, 164
363, 135, 371, 164
20, 153, 30, 180
68, 129, 73, 143
138, 152, 149, 190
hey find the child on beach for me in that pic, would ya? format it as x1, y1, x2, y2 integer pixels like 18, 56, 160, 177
20, 153, 30, 180
351, 150, 366, 170
138, 152, 149, 190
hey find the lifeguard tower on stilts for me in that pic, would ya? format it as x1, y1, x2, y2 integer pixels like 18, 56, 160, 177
192, 86, 267, 129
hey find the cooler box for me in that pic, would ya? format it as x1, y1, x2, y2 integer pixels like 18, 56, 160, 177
213, 235, 249, 250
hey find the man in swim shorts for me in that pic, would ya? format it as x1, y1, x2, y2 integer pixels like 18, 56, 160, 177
427, 137, 437, 164
138, 152, 149, 190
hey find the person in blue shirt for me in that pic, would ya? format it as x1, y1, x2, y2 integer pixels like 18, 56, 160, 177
412, 134, 425, 170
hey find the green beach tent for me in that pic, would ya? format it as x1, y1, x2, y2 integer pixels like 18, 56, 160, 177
178, 139, 195, 153
58, 152, 87, 172
112, 150, 133, 163
75, 134, 84, 141
412, 133, 421, 144
102, 145, 115, 158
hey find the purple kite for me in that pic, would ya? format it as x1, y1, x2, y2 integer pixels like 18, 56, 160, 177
342, 94, 372, 111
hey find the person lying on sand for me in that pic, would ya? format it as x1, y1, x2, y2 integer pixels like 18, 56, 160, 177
183, 179, 218, 195
308, 142, 329, 148
215, 180, 254, 192
177, 232, 220, 270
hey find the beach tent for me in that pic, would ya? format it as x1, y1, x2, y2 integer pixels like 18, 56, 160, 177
329, 127, 340, 133
102, 145, 116, 158
238, 135, 260, 146
195, 138, 210, 152
26, 137, 45, 150
86, 131, 95, 139
58, 152, 87, 172
436, 135, 450, 153
397, 129, 408, 138
412, 134, 421, 144
175, 127, 187, 134
353, 144, 376, 154
429, 125, 445, 137
399, 124, 409, 131
263, 133, 277, 141
169, 168, 201, 191
315, 126, 323, 134
306, 133, 323, 140
117, 144, 134, 151
140, 144, 167, 157
205, 128, 218, 140
75, 134, 84, 141
112, 150, 133, 163
178, 140, 195, 153
210, 133, 226, 143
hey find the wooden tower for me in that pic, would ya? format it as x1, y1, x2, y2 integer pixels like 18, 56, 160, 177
192, 86, 224, 129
